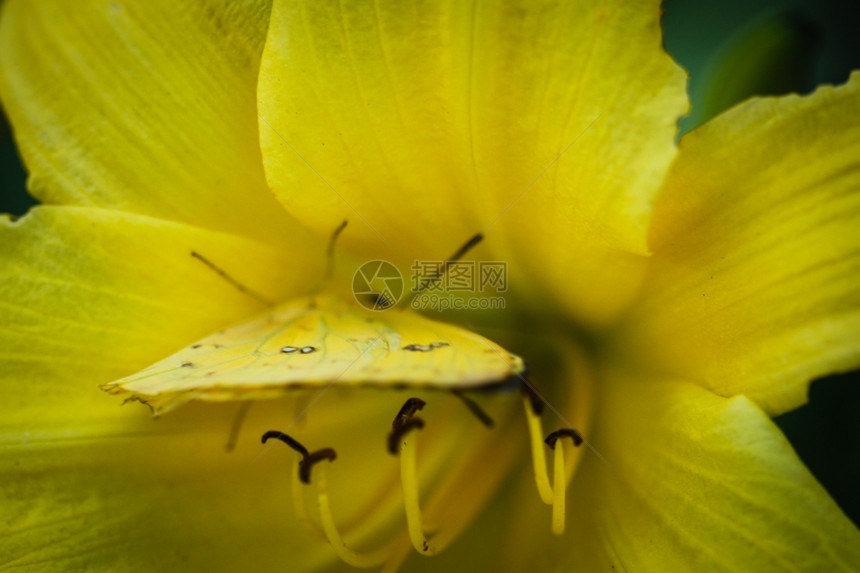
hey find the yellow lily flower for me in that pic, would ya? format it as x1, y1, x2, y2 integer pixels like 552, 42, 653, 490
2, 0, 859, 571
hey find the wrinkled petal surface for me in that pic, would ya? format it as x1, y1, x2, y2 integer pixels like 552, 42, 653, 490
258, 0, 686, 324
0, 0, 295, 243
617, 72, 860, 415
1, 399, 342, 573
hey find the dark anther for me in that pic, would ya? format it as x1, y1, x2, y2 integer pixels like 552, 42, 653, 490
452, 391, 494, 428
519, 380, 545, 416
262, 430, 309, 456
299, 448, 337, 484
544, 428, 584, 449
392, 397, 426, 428
261, 430, 337, 484
388, 397, 428, 455
387, 417, 426, 455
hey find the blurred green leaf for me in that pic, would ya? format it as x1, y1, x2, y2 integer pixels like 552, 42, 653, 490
686, 11, 821, 131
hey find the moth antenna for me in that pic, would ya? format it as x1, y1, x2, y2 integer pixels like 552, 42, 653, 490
191, 251, 274, 306
451, 390, 494, 428
224, 401, 252, 452
408, 232, 484, 303
311, 220, 348, 294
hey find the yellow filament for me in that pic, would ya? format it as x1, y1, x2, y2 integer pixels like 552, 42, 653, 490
551, 442, 567, 535
315, 463, 391, 568
400, 430, 437, 555
290, 456, 319, 535
523, 394, 554, 505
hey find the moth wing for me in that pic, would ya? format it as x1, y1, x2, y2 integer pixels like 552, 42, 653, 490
102, 296, 524, 414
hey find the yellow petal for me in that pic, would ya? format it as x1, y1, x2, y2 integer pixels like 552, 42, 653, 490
258, 0, 687, 324
0, 205, 323, 431
1, 399, 341, 572
616, 72, 860, 415
521, 373, 860, 571
0, 0, 293, 243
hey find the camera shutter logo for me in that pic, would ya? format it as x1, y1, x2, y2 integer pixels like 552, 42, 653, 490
352, 260, 404, 310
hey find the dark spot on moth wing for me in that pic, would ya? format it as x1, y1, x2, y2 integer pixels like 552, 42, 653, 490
402, 342, 450, 352
180, 361, 194, 368
190, 343, 223, 349
281, 346, 317, 354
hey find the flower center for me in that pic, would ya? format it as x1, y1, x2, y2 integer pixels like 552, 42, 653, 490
262, 384, 583, 568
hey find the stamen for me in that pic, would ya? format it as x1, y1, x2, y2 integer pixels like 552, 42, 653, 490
520, 381, 545, 416
544, 428, 583, 536
262, 430, 391, 568
262, 430, 336, 484
552, 440, 566, 535
398, 419, 437, 555
262, 430, 308, 456
388, 397, 437, 556
387, 417, 426, 455
290, 454, 314, 530
544, 428, 584, 448
393, 397, 426, 426
522, 393, 554, 504
302, 448, 338, 484
316, 463, 391, 568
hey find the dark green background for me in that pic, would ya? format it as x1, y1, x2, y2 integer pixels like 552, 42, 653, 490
1, 0, 858, 526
